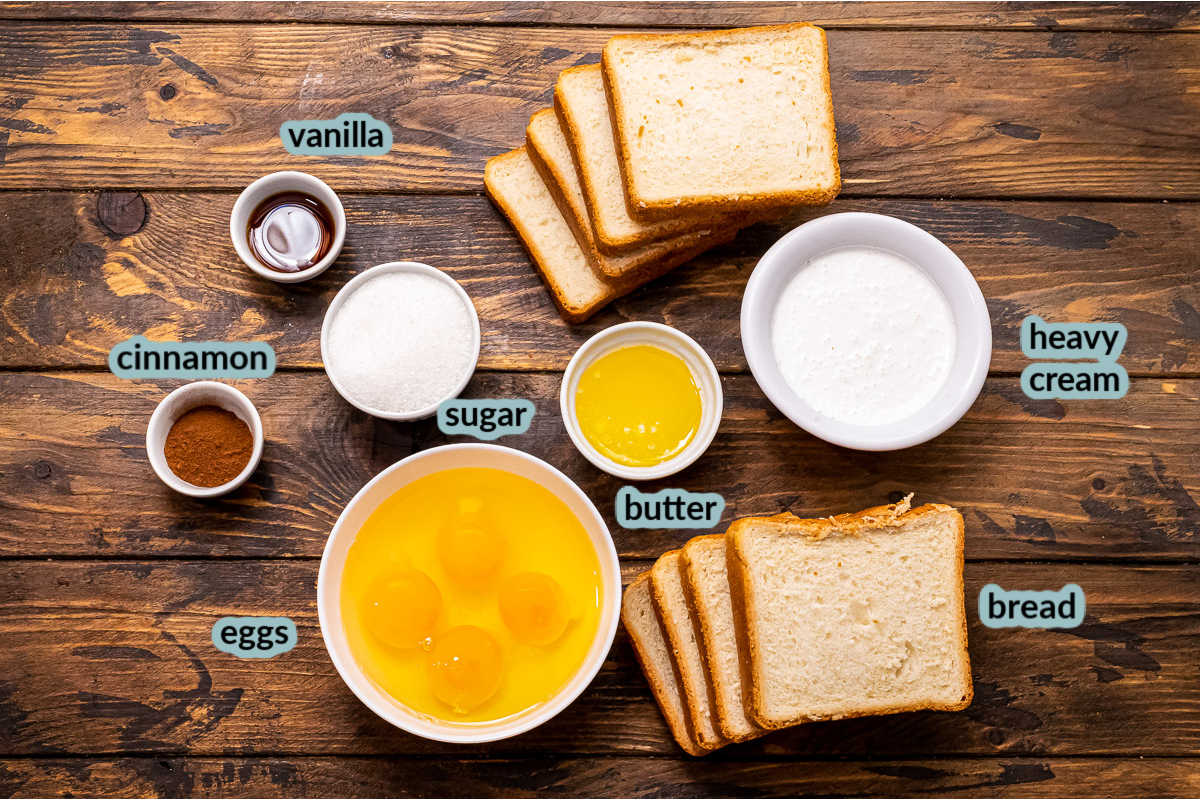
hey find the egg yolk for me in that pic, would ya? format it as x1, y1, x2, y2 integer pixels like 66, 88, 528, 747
361, 569, 441, 649
427, 625, 503, 713
438, 496, 506, 585
498, 572, 570, 646
574, 344, 702, 467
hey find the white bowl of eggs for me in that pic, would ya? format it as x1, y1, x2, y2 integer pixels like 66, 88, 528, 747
318, 443, 621, 743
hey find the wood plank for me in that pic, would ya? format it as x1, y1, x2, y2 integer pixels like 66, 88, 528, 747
0, 756, 1196, 798
2, 2, 1197, 31
0, 561, 1195, 757
1, 371, 1196, 560
2, 193, 1197, 374
0, 26, 1197, 196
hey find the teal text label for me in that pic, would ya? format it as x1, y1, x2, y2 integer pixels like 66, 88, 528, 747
437, 399, 535, 440
1021, 362, 1128, 399
979, 584, 1085, 629
212, 617, 297, 658
109, 336, 275, 379
1021, 315, 1126, 361
280, 112, 392, 156
617, 487, 725, 529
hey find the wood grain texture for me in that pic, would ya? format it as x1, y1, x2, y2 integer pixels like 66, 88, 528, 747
0, 560, 1195, 758
1, 756, 1197, 798
2, 372, 1197, 560
0, 7, 1197, 797
0, 25, 1197, 196
2, 2, 1199, 30
2, 193, 1197, 374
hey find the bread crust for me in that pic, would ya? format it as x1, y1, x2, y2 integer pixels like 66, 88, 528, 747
483, 148, 592, 322
680, 534, 766, 744
602, 22, 842, 220
724, 514, 794, 731
650, 551, 726, 751
484, 147, 737, 323
554, 65, 734, 252
621, 572, 708, 757
525, 108, 741, 278
726, 500, 973, 730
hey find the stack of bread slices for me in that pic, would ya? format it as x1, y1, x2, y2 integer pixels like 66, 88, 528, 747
623, 497, 974, 755
485, 23, 841, 322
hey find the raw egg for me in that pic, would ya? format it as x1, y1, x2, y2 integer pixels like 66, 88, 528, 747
361, 569, 441, 649
340, 467, 602, 723
574, 344, 702, 467
499, 572, 569, 646
438, 495, 506, 585
428, 625, 504, 713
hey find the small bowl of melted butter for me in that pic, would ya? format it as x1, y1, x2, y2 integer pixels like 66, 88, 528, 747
230, 171, 346, 283
560, 322, 723, 481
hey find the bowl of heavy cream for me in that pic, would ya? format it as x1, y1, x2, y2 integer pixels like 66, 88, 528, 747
741, 212, 991, 450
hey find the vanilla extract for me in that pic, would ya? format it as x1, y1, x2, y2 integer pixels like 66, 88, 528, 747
246, 191, 335, 273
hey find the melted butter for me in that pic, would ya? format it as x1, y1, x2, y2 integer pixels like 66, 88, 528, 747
574, 345, 702, 468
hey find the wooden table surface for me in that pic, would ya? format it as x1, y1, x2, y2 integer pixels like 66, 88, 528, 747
0, 2, 1198, 797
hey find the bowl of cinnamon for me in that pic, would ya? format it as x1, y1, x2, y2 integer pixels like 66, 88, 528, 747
146, 381, 264, 498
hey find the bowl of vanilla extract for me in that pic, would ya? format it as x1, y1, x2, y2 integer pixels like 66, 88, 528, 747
230, 171, 347, 283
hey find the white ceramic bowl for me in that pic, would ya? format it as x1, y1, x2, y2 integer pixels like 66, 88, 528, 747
145, 381, 264, 497
317, 443, 621, 743
560, 321, 723, 481
320, 261, 481, 421
230, 171, 347, 283
741, 212, 991, 451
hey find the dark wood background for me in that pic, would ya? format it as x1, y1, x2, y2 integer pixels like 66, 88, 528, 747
0, 2, 1197, 797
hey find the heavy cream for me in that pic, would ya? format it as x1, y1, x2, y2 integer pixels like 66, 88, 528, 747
770, 246, 956, 426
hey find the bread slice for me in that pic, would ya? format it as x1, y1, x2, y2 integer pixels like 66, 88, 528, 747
525, 108, 735, 278
680, 534, 765, 743
650, 550, 726, 751
483, 147, 736, 322
726, 498, 973, 730
621, 572, 708, 756
554, 65, 727, 252
603, 23, 841, 217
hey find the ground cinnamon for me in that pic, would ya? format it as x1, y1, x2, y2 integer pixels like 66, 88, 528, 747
164, 405, 253, 487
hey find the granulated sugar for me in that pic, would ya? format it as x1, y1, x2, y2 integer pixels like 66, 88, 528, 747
326, 271, 476, 414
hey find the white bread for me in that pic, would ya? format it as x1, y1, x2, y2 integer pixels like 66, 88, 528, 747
650, 550, 726, 751
484, 147, 734, 322
525, 108, 736, 278
553, 65, 728, 251
726, 499, 973, 730
603, 23, 841, 217
621, 572, 707, 756
680, 534, 765, 743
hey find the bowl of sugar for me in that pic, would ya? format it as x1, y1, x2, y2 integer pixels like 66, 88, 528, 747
321, 262, 481, 420
741, 212, 991, 451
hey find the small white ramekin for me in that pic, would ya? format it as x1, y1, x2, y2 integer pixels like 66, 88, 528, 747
317, 443, 621, 743
741, 212, 992, 451
145, 381, 264, 498
560, 321, 723, 481
320, 261, 481, 421
230, 171, 347, 283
